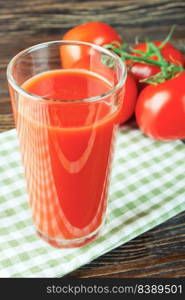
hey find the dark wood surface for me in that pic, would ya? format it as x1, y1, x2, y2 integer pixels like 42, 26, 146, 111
0, 0, 185, 278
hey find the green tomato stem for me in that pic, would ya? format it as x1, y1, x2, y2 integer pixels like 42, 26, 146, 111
104, 26, 184, 84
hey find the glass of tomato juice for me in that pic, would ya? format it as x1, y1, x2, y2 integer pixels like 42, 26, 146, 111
7, 41, 126, 248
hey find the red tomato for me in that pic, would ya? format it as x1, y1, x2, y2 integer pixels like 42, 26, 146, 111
73, 55, 137, 124
130, 41, 185, 89
72, 53, 114, 81
134, 41, 185, 64
130, 62, 160, 91
118, 72, 138, 124
61, 22, 122, 68
135, 71, 185, 140
61, 22, 137, 124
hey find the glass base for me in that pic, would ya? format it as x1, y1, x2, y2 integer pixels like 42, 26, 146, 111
36, 222, 103, 248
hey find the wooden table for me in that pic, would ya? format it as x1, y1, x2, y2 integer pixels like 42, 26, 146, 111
0, 0, 185, 277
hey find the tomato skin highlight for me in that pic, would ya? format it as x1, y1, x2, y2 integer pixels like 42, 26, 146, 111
135, 71, 185, 141
130, 62, 160, 90
130, 41, 185, 89
63, 21, 122, 45
61, 22, 122, 68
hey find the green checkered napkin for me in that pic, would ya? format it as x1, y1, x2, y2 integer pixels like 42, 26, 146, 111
0, 123, 185, 278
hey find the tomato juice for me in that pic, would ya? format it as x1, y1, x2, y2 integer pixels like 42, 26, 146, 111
17, 69, 119, 247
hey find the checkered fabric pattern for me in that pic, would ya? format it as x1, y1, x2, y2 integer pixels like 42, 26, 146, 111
0, 123, 184, 277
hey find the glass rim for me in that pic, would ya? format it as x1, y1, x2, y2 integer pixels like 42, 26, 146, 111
7, 40, 127, 103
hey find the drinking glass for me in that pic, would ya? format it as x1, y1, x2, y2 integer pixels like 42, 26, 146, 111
7, 41, 126, 247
